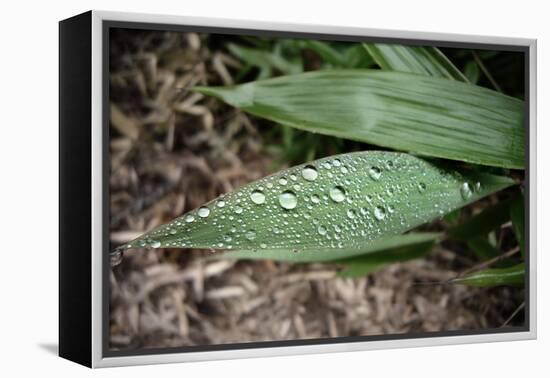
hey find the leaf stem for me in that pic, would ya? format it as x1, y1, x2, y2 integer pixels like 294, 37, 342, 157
472, 51, 503, 93
457, 246, 520, 278
500, 301, 526, 327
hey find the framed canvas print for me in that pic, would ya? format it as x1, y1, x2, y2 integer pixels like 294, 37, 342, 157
59, 10, 537, 368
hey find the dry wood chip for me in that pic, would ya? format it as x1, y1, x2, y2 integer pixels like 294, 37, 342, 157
293, 314, 307, 339
203, 260, 236, 277
326, 312, 339, 338
212, 53, 233, 85
279, 270, 336, 284
110, 230, 144, 243
110, 103, 139, 140
205, 286, 246, 300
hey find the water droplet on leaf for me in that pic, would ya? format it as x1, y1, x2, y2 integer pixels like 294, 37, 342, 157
198, 207, 210, 218
279, 191, 298, 209
369, 166, 382, 180
250, 189, 266, 204
460, 182, 473, 200
301, 165, 319, 181
374, 206, 386, 220
329, 186, 346, 203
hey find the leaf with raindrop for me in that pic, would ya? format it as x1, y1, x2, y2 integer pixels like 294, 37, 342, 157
216, 232, 441, 263
117, 151, 515, 254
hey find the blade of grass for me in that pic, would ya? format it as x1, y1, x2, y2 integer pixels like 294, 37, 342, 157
119, 151, 515, 252
194, 70, 524, 169
510, 193, 526, 258
227, 43, 302, 76
300, 40, 347, 67
363, 43, 469, 82
451, 263, 524, 287
216, 233, 441, 263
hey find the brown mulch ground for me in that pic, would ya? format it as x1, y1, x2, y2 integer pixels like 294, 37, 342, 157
108, 29, 524, 351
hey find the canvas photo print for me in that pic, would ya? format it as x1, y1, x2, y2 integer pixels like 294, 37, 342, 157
107, 27, 527, 353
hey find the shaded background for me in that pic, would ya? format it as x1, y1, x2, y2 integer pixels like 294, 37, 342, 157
108, 29, 525, 351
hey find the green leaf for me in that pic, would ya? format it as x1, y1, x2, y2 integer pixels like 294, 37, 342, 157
119, 151, 514, 252
443, 208, 461, 225
464, 61, 480, 84
510, 193, 526, 258
363, 43, 469, 82
337, 239, 435, 278
344, 44, 375, 68
449, 197, 514, 240
466, 236, 499, 260
227, 43, 302, 76
451, 263, 524, 287
217, 232, 441, 263
301, 40, 348, 67
193, 70, 524, 169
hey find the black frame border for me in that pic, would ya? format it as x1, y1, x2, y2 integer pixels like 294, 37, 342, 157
59, 11, 93, 367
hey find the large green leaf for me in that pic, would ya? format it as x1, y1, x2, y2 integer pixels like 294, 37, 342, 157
118, 151, 514, 252
363, 43, 469, 82
217, 232, 441, 263
193, 70, 524, 169
451, 263, 524, 287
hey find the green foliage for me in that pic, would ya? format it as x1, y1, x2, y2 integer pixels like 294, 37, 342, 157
120, 151, 514, 252
510, 193, 526, 258
227, 43, 303, 79
466, 236, 500, 260
194, 70, 524, 169
218, 232, 441, 263
463, 61, 481, 84
448, 197, 515, 240
363, 43, 469, 81
451, 263, 524, 287
119, 42, 525, 285
337, 239, 435, 278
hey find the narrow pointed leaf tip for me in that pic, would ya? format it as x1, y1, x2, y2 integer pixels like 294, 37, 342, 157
193, 70, 524, 169
452, 263, 525, 287
119, 151, 514, 252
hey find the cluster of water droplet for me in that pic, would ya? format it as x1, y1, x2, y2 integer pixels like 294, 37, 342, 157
126, 151, 486, 251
